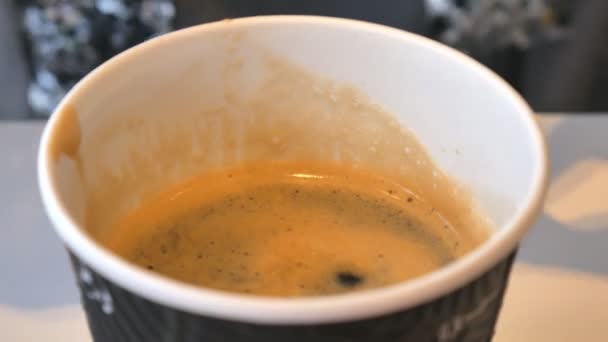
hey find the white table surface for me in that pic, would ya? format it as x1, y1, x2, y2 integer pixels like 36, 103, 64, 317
1, 114, 607, 341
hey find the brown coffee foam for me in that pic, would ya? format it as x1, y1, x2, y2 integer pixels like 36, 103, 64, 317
47, 35, 490, 248
103, 162, 467, 296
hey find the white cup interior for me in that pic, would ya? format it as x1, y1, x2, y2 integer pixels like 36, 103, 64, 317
39, 16, 547, 324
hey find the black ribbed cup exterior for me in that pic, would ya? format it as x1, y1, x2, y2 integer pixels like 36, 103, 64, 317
69, 251, 516, 342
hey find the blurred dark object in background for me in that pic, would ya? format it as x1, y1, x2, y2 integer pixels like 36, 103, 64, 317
0, 1, 29, 119
16, 0, 175, 117
519, 0, 608, 111
1, 0, 607, 118
173, 0, 427, 32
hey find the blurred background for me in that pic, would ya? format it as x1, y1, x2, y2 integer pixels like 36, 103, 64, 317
1, 0, 607, 119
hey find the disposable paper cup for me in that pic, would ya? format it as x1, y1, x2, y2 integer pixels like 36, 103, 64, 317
38, 16, 548, 342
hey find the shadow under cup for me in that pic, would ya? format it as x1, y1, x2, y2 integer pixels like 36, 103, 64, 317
38, 16, 547, 342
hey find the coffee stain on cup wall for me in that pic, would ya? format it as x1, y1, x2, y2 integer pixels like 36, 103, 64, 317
46, 103, 87, 226
44, 30, 492, 248
48, 103, 81, 163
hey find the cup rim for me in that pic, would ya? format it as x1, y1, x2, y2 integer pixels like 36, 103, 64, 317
38, 15, 548, 325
